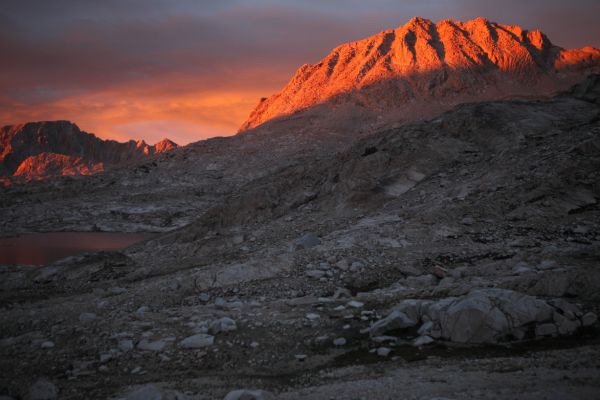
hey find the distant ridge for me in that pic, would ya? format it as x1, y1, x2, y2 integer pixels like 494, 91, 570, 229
0, 120, 177, 183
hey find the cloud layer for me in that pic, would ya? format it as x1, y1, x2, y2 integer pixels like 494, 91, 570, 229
1, 0, 598, 144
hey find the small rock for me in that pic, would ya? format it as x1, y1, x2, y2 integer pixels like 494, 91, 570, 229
138, 322, 154, 331
395, 299, 431, 322
96, 300, 110, 309
582, 312, 598, 327
369, 310, 417, 336
305, 313, 320, 321
294, 354, 307, 361
413, 335, 434, 347
553, 312, 580, 335
198, 293, 211, 302
450, 268, 466, 279
119, 339, 134, 352
209, 317, 237, 334
376, 347, 391, 357
333, 337, 347, 346
27, 378, 58, 400
214, 297, 227, 308
179, 334, 215, 349
135, 306, 150, 318
314, 335, 328, 343
350, 261, 365, 271
78, 313, 96, 323
347, 300, 364, 309
232, 235, 245, 244
108, 287, 127, 295
538, 260, 557, 270
99, 353, 112, 363
461, 217, 475, 226
335, 259, 349, 271
291, 233, 321, 251
332, 288, 352, 299
371, 335, 398, 343
226, 301, 243, 310
513, 265, 534, 275
318, 262, 330, 270
40, 341, 54, 349
306, 270, 325, 279
417, 321, 434, 336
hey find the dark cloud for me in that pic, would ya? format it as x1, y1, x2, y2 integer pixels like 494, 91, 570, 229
0, 0, 598, 143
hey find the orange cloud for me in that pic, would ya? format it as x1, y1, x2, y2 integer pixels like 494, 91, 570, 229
0, 73, 286, 144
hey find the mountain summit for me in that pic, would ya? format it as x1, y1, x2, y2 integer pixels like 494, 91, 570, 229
240, 17, 600, 132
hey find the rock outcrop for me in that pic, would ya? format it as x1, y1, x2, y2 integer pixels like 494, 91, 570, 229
240, 17, 600, 132
0, 120, 177, 183
12, 153, 103, 180
370, 289, 593, 344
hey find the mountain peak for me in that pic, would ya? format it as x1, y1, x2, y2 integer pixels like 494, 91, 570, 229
405, 16, 433, 27
239, 17, 600, 132
154, 138, 178, 153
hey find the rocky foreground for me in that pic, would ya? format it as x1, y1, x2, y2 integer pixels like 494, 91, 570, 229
1, 76, 599, 399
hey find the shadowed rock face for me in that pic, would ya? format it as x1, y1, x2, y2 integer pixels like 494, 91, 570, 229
240, 17, 600, 132
0, 120, 177, 182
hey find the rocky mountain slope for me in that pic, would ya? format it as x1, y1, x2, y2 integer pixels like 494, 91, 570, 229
0, 120, 177, 183
1, 76, 599, 399
240, 17, 600, 133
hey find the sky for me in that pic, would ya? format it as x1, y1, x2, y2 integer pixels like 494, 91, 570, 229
1, 0, 599, 145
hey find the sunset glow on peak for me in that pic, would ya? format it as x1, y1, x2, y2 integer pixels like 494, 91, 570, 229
1, 0, 599, 145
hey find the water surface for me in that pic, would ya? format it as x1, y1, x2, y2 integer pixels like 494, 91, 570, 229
0, 232, 156, 266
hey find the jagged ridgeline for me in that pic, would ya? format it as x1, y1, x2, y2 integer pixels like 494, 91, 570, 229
240, 17, 600, 132
0, 121, 177, 183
